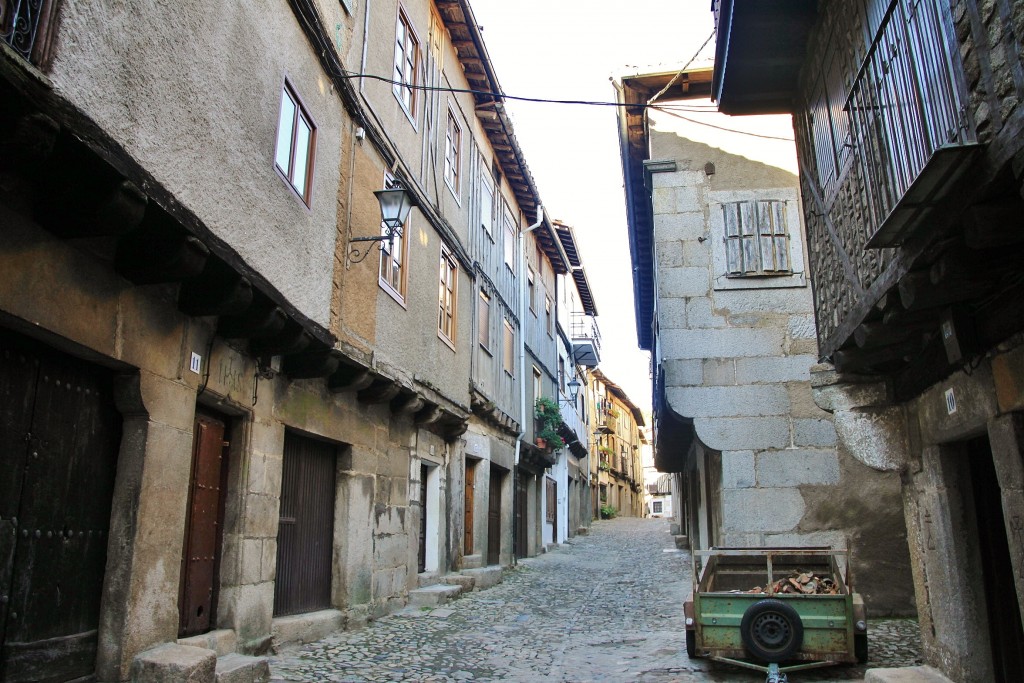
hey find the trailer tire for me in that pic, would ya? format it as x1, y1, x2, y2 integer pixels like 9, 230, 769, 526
740, 599, 803, 663
685, 630, 696, 659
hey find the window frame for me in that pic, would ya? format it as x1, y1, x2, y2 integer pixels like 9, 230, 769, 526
438, 246, 458, 349
502, 319, 515, 376
479, 161, 495, 241
527, 268, 536, 314
273, 79, 317, 207
379, 172, 409, 304
545, 296, 554, 338
477, 289, 491, 353
444, 105, 462, 201
502, 200, 517, 274
393, 5, 421, 125
710, 190, 806, 291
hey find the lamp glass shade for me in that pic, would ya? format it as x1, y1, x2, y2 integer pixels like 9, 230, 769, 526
567, 377, 581, 400
374, 187, 414, 228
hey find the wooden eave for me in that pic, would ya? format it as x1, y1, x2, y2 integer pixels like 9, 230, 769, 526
435, 0, 568, 274
553, 220, 598, 316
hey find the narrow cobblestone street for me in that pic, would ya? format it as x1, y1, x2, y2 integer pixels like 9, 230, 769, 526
270, 518, 922, 682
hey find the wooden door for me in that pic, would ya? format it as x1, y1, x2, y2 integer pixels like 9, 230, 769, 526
487, 467, 502, 565
514, 474, 527, 559
273, 432, 336, 617
418, 465, 428, 574
178, 412, 228, 637
464, 460, 476, 556
0, 330, 121, 682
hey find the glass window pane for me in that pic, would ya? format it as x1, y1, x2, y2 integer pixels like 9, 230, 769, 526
292, 117, 312, 197
275, 90, 296, 174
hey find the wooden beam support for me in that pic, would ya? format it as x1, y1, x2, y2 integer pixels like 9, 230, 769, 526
834, 338, 925, 373
358, 378, 400, 404
2, 112, 59, 176
178, 260, 253, 316
282, 349, 341, 379
217, 299, 287, 339
328, 363, 373, 393
898, 271, 992, 311
391, 392, 425, 415
249, 325, 310, 357
963, 200, 1024, 249
115, 233, 209, 284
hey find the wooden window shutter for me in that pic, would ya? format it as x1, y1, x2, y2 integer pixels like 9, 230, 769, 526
724, 203, 743, 274
724, 200, 791, 276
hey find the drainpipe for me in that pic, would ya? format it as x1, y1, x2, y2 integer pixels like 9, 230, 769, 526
512, 205, 544, 561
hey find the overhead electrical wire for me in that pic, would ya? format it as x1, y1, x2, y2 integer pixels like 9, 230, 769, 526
650, 106, 796, 141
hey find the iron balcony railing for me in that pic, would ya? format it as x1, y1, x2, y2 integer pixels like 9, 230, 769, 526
1, 0, 47, 62
845, 0, 977, 246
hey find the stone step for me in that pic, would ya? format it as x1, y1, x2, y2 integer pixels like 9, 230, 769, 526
462, 566, 503, 590
216, 653, 270, 683
417, 571, 441, 588
177, 628, 237, 657
408, 583, 463, 607
674, 534, 690, 550
443, 574, 476, 592
576, 526, 589, 536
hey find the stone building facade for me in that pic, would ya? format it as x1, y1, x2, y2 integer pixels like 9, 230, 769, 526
616, 69, 915, 614
714, 0, 1024, 679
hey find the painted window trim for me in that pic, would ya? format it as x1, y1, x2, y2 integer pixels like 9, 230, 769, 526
478, 289, 492, 355
438, 246, 458, 350
392, 5, 421, 128
379, 171, 409, 304
444, 104, 462, 202
273, 78, 317, 207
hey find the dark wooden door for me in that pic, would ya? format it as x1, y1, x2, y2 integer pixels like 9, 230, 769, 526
178, 413, 228, 637
545, 477, 556, 528
514, 473, 528, 559
1, 330, 121, 683
967, 436, 1024, 682
487, 467, 502, 565
273, 432, 336, 617
418, 465, 428, 573
464, 460, 475, 556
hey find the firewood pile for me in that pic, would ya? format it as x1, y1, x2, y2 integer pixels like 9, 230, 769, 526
747, 570, 840, 595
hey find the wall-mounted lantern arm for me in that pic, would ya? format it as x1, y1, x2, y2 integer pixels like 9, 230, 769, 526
348, 185, 416, 264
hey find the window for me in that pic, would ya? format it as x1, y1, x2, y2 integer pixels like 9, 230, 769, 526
533, 367, 542, 404
444, 108, 461, 197
479, 169, 495, 238
379, 173, 407, 299
274, 82, 316, 205
477, 289, 491, 351
502, 202, 516, 273
558, 357, 565, 394
527, 269, 536, 313
722, 200, 790, 276
438, 247, 457, 345
545, 296, 554, 337
652, 500, 663, 514
393, 8, 420, 118
503, 319, 514, 375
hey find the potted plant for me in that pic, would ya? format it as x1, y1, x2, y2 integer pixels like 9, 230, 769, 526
534, 397, 565, 450
599, 504, 618, 519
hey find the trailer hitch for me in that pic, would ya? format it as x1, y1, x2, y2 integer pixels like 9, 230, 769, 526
766, 663, 788, 683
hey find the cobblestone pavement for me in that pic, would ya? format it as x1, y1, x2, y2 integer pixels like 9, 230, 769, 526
270, 518, 922, 682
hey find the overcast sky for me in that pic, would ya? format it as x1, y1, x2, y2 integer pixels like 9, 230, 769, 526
467, 0, 798, 412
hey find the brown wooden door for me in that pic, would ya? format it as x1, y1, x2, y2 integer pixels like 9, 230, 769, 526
273, 432, 336, 617
487, 467, 502, 565
464, 461, 475, 556
514, 474, 527, 559
0, 329, 121, 682
178, 412, 228, 637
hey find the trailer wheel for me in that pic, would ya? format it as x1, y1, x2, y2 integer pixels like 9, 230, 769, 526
685, 630, 696, 658
740, 599, 803, 662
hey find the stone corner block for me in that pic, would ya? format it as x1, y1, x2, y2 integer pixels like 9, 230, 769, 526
131, 643, 216, 683
215, 653, 270, 683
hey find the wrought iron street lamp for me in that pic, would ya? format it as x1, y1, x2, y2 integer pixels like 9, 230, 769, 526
349, 185, 416, 263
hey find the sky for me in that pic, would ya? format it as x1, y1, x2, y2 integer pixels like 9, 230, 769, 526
468, 0, 798, 411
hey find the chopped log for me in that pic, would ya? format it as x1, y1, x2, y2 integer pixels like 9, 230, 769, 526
834, 338, 923, 373
282, 349, 340, 379
328, 363, 373, 393
854, 322, 913, 349
218, 300, 286, 339
249, 325, 309, 356
115, 233, 208, 284
178, 261, 252, 316
358, 379, 400, 404
898, 271, 992, 311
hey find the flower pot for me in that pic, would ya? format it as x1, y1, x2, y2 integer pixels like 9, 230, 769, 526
535, 437, 547, 449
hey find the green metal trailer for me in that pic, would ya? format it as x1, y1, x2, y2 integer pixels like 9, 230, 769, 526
683, 548, 867, 681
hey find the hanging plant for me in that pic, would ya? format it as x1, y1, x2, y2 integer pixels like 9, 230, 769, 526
534, 397, 565, 450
